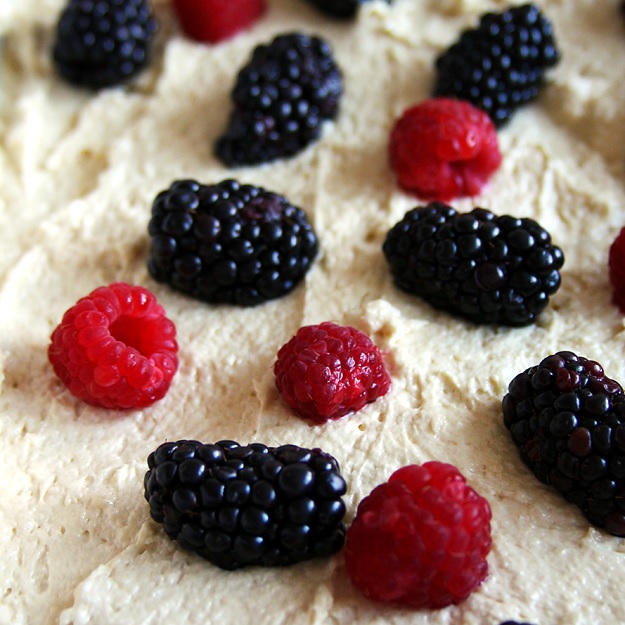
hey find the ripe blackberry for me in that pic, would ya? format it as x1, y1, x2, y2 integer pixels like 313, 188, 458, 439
502, 351, 625, 537
144, 440, 347, 569
215, 33, 343, 166
433, 4, 560, 127
344, 462, 492, 608
274, 322, 391, 423
498, 622, 536, 625
382, 203, 564, 326
147, 179, 318, 306
303, 0, 391, 19
608, 226, 625, 313
53, 0, 158, 89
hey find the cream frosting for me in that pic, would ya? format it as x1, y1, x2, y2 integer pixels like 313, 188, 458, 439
1, 1, 625, 624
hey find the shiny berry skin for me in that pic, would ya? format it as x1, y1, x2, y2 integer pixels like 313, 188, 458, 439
383, 203, 564, 326
172, 0, 266, 44
303, 0, 391, 19
144, 440, 347, 569
503, 351, 625, 536
274, 322, 391, 424
48, 282, 178, 409
498, 621, 536, 625
608, 226, 625, 313
389, 98, 501, 202
344, 462, 492, 608
52, 0, 157, 89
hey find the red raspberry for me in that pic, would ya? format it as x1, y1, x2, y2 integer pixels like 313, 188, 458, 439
344, 462, 492, 609
48, 282, 179, 410
609, 226, 625, 313
172, 0, 266, 44
389, 98, 502, 202
274, 322, 391, 424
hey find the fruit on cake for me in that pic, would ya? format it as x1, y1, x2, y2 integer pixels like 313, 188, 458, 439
1, 1, 625, 624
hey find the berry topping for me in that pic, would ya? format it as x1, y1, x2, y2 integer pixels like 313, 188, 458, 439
144, 440, 347, 569
382, 203, 564, 326
389, 98, 502, 202
48, 282, 178, 409
498, 622, 537, 625
274, 322, 391, 424
344, 462, 492, 608
52, 0, 157, 89
172, 0, 266, 44
303, 0, 391, 19
608, 226, 625, 313
215, 33, 343, 166
502, 351, 625, 536
433, 4, 560, 127
147, 179, 318, 306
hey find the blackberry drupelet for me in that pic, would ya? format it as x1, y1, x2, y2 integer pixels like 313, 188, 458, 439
503, 351, 625, 537
147, 179, 318, 306
382, 203, 564, 326
144, 440, 347, 569
215, 33, 343, 166
433, 3, 560, 127
303, 0, 391, 19
53, 0, 157, 89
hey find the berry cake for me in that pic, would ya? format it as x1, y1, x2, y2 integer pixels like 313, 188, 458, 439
1, 1, 625, 624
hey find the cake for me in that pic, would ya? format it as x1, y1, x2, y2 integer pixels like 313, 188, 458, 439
1, 0, 625, 623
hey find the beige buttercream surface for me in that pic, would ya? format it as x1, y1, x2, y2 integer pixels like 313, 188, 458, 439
1, 1, 625, 624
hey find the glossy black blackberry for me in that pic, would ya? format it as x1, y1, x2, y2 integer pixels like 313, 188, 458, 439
144, 440, 347, 569
498, 622, 536, 625
382, 204, 564, 326
52, 0, 157, 89
215, 33, 343, 166
503, 351, 625, 537
147, 179, 318, 306
433, 4, 560, 127
303, 0, 391, 19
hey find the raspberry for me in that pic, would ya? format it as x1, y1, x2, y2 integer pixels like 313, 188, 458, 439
147, 179, 318, 306
502, 351, 625, 537
389, 98, 501, 202
48, 282, 178, 409
144, 440, 347, 569
344, 462, 492, 608
52, 0, 157, 89
274, 322, 391, 424
433, 4, 560, 127
172, 0, 266, 44
215, 33, 343, 166
382, 203, 564, 326
303, 0, 392, 19
608, 226, 625, 313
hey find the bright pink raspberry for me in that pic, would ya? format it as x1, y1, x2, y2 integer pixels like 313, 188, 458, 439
344, 462, 492, 609
389, 98, 502, 202
48, 282, 179, 409
609, 226, 625, 313
274, 322, 391, 424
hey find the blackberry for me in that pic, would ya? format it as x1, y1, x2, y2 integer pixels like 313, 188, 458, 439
382, 203, 564, 326
433, 4, 560, 127
144, 440, 347, 569
503, 352, 625, 537
52, 0, 157, 89
303, 0, 391, 19
147, 179, 318, 306
215, 33, 343, 167
498, 622, 536, 625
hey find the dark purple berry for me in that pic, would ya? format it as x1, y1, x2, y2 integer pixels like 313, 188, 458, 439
303, 0, 391, 19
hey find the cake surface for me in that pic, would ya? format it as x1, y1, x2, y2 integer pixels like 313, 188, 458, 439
1, 1, 625, 624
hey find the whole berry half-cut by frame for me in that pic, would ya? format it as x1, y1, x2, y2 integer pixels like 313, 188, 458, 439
144, 439, 347, 569
608, 226, 625, 313
172, 0, 266, 44
274, 322, 391, 424
147, 179, 318, 306
52, 0, 158, 89
344, 462, 492, 608
215, 33, 343, 166
434, 3, 560, 127
389, 98, 501, 202
48, 282, 178, 409
382, 204, 564, 326
303, 0, 391, 19
502, 351, 625, 537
